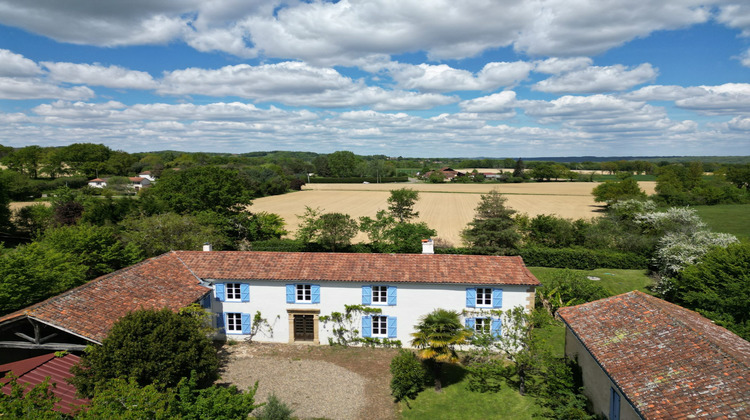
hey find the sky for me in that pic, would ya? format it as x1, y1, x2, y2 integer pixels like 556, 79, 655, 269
0, 1, 749, 158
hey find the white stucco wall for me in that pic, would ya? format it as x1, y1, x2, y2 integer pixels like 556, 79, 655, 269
207, 279, 533, 347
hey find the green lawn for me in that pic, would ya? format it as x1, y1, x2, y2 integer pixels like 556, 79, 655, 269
528, 267, 653, 296
399, 364, 540, 420
694, 204, 750, 242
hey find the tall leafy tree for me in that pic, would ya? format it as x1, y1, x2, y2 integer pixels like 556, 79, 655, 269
296, 207, 358, 251
666, 243, 750, 340
327, 151, 360, 178
592, 177, 647, 204
410, 309, 471, 392
71, 307, 220, 396
121, 213, 229, 257
388, 188, 419, 222
462, 189, 520, 254
141, 166, 254, 217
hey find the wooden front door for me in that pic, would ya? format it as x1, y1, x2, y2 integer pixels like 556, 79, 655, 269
294, 314, 314, 341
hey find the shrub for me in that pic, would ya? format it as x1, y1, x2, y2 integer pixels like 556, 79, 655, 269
535, 269, 611, 315
390, 349, 431, 402
255, 394, 293, 420
518, 247, 648, 269
308, 176, 408, 183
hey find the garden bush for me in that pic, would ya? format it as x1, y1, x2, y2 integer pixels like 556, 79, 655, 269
518, 247, 648, 269
390, 349, 431, 403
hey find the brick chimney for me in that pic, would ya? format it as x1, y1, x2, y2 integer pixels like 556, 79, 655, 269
421, 238, 434, 254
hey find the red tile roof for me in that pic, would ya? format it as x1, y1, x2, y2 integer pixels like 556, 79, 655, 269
129, 177, 144, 182
0, 353, 89, 414
174, 251, 540, 286
0, 252, 211, 344
557, 291, 750, 419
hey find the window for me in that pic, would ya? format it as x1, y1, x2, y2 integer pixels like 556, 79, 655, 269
214, 283, 250, 302
226, 283, 241, 301
372, 315, 388, 337
466, 287, 502, 308
476, 288, 492, 306
362, 285, 397, 306
466, 317, 502, 337
362, 315, 397, 338
475, 317, 490, 334
372, 286, 387, 304
297, 284, 311, 302
609, 387, 621, 420
286, 284, 321, 304
226, 313, 242, 332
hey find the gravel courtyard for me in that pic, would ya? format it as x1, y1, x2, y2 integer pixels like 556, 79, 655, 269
218, 342, 400, 420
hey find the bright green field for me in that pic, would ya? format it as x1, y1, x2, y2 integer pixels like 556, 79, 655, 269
694, 204, 750, 242
528, 267, 653, 296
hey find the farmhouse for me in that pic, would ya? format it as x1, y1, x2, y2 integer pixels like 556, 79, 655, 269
0, 247, 539, 360
87, 178, 107, 188
557, 291, 750, 420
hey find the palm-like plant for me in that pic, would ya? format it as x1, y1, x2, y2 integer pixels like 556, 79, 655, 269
410, 309, 471, 392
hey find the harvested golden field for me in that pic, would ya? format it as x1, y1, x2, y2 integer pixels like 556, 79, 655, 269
251, 181, 656, 247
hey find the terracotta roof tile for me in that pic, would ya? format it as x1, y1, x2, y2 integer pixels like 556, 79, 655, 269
0, 353, 89, 414
174, 251, 540, 286
557, 291, 750, 419
0, 253, 211, 343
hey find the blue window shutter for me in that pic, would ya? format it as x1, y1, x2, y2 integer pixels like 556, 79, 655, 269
491, 317, 502, 337
362, 286, 371, 305
465, 317, 475, 329
466, 288, 476, 308
241, 313, 251, 335
240, 284, 250, 302
387, 286, 397, 306
362, 316, 372, 338
286, 284, 294, 303
311, 284, 320, 304
492, 288, 503, 308
215, 283, 225, 302
388, 316, 397, 338
216, 313, 225, 329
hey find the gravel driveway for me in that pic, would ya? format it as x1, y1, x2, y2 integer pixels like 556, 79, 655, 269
218, 342, 399, 420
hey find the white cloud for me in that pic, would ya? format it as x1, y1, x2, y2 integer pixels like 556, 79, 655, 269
0, 49, 42, 77
674, 83, 750, 115
0, 77, 94, 100
533, 64, 658, 94
623, 85, 708, 101
738, 48, 750, 68
387, 61, 532, 92
42, 62, 157, 89
460, 91, 517, 113
727, 116, 750, 131
159, 62, 456, 110
0, 0, 717, 65
716, 4, 750, 37
533, 57, 593, 74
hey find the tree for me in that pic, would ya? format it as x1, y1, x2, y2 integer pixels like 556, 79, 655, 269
493, 307, 545, 396
592, 178, 646, 204
512, 158, 525, 178
382, 222, 436, 253
58, 143, 112, 178
141, 166, 254, 217
39, 224, 142, 278
0, 178, 11, 233
70, 307, 220, 396
666, 243, 750, 340
427, 171, 445, 183
462, 190, 520, 254
316, 213, 358, 251
120, 213, 229, 258
0, 374, 60, 419
410, 309, 471, 392
327, 151, 360, 178
0, 242, 88, 315
388, 188, 419, 222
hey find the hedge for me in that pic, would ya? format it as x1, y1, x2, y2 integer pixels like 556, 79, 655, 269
516, 246, 648, 270
309, 176, 408, 183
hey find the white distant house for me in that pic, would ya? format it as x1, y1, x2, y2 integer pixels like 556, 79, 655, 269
87, 178, 107, 188
0, 243, 540, 356
129, 177, 151, 191
138, 171, 156, 182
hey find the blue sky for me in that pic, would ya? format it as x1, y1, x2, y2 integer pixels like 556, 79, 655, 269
0, 0, 749, 157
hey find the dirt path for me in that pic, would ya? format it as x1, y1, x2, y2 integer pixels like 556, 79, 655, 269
218, 342, 399, 420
